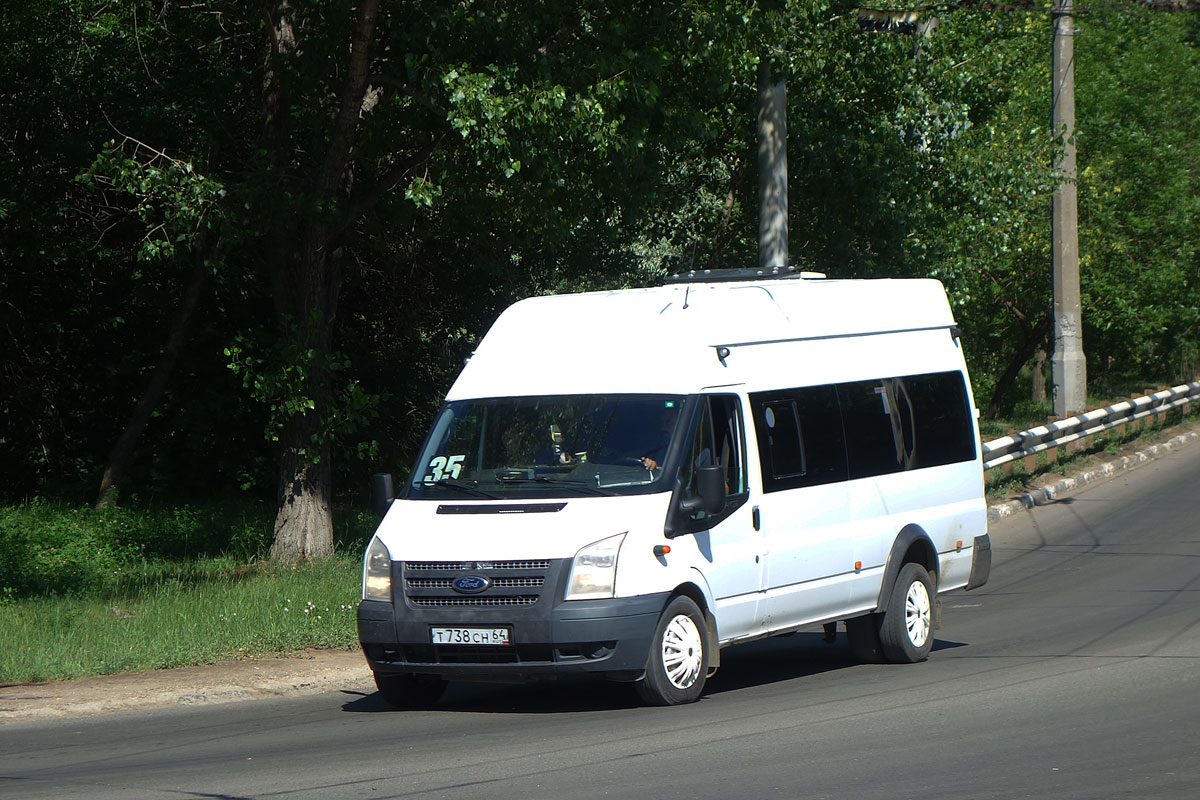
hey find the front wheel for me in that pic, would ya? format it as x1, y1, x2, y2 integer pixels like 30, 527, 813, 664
878, 562, 936, 664
636, 596, 710, 706
374, 672, 448, 709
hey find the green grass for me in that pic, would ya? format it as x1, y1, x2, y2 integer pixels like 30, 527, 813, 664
0, 498, 376, 683
0, 554, 361, 683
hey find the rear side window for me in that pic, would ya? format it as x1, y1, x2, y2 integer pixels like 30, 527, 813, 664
839, 372, 976, 478
898, 371, 977, 468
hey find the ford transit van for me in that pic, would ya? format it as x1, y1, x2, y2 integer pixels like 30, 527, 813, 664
358, 268, 991, 707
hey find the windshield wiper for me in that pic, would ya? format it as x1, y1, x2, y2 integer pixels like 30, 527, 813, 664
424, 479, 501, 499
495, 476, 616, 496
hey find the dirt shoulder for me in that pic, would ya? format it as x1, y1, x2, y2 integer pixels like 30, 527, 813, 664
0, 648, 372, 723
4, 421, 1198, 723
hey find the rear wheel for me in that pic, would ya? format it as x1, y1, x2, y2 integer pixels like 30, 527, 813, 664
374, 672, 448, 709
636, 596, 709, 706
878, 562, 935, 663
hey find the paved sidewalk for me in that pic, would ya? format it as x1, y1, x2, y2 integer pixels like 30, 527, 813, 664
4, 427, 1196, 723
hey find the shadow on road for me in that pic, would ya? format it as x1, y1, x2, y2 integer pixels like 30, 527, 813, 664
341, 631, 973, 715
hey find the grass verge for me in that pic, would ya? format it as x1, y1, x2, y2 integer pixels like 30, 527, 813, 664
0, 554, 361, 683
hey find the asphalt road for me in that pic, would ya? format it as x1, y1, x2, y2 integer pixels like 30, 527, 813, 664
4, 444, 1200, 799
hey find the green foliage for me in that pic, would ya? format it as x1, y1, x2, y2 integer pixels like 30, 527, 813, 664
224, 318, 382, 470
78, 144, 227, 262
1, 0, 1197, 506
1075, 10, 1200, 386
0, 499, 275, 597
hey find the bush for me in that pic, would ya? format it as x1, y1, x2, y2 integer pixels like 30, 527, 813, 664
0, 499, 276, 598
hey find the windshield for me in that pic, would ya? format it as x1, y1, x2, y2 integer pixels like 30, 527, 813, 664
407, 394, 685, 499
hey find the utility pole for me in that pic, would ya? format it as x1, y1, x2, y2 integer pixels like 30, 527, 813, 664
1051, 0, 1086, 416
757, 61, 788, 269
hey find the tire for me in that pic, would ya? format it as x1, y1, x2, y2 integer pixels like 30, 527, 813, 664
636, 596, 710, 706
878, 562, 935, 664
845, 614, 885, 664
374, 672, 448, 709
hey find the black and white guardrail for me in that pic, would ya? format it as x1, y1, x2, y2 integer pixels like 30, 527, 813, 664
981, 380, 1200, 471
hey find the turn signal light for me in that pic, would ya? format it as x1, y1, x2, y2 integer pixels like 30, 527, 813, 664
654, 545, 671, 557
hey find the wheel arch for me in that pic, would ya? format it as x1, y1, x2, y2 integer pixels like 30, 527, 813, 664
874, 524, 939, 615
666, 580, 721, 669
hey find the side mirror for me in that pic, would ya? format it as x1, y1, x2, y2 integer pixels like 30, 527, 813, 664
679, 464, 726, 517
371, 473, 395, 520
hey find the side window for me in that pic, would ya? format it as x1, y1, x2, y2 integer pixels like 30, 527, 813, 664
762, 401, 806, 479
900, 372, 977, 468
679, 395, 747, 523
839, 379, 906, 480
840, 371, 977, 479
751, 385, 847, 492
679, 401, 713, 504
709, 394, 747, 497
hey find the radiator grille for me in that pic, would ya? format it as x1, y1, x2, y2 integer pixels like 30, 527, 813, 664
401, 559, 555, 607
406, 577, 545, 590
410, 595, 539, 607
406, 560, 551, 571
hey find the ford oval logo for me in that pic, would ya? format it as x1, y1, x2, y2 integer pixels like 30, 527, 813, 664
452, 575, 490, 594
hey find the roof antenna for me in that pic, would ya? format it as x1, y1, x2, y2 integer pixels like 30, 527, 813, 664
683, 283, 691, 309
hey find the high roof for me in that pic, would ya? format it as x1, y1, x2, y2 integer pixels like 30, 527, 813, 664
446, 277, 958, 400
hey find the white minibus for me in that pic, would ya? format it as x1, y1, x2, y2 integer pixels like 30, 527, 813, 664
358, 268, 991, 707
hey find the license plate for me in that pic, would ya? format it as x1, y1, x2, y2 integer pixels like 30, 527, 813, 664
430, 627, 510, 645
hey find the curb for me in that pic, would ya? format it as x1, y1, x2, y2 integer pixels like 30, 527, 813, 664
987, 429, 1200, 524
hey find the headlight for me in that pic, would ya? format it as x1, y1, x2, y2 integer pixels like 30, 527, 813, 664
362, 535, 392, 601
565, 533, 626, 601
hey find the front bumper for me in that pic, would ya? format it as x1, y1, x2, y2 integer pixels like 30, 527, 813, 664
358, 558, 667, 682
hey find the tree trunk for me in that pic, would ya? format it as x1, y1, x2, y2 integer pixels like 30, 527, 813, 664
270, 387, 334, 561
95, 252, 210, 509
267, 237, 342, 562
986, 314, 1052, 418
258, 0, 383, 561
1032, 348, 1048, 404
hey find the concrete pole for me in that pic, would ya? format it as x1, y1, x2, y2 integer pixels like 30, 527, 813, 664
1051, 0, 1086, 416
757, 62, 788, 269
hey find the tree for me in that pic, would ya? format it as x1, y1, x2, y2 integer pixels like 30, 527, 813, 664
5, 0, 1196, 540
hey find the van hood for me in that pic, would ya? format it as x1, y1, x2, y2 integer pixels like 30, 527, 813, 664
372, 492, 672, 561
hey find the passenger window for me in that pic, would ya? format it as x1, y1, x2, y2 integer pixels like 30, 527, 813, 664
751, 385, 847, 492
840, 380, 907, 479
751, 371, 975, 490
841, 372, 975, 478
899, 372, 977, 468
762, 401, 805, 478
